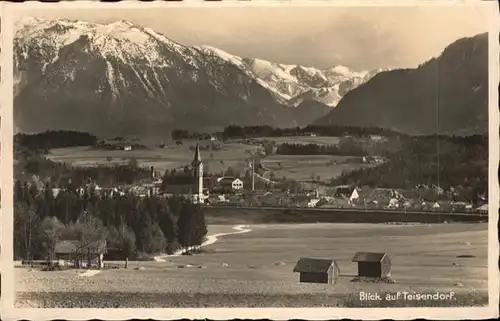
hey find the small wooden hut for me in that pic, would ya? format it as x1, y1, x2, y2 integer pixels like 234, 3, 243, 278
352, 252, 391, 278
293, 258, 340, 284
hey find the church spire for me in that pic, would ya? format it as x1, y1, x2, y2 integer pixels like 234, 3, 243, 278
192, 143, 202, 167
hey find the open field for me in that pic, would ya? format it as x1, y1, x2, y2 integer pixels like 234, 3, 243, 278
15, 223, 488, 307
252, 136, 342, 146
47, 141, 261, 174
262, 155, 374, 182
47, 143, 373, 183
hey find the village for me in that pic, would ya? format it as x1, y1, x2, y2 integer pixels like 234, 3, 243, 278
27, 141, 488, 216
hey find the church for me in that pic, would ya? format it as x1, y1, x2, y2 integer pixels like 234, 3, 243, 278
161, 143, 209, 204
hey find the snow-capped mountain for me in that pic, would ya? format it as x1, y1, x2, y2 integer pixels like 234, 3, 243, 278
241, 57, 385, 107
14, 18, 380, 137
193, 44, 383, 107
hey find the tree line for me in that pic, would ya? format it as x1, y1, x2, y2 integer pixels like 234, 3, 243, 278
15, 130, 98, 152
331, 134, 488, 201
14, 181, 207, 262
276, 142, 367, 157
169, 125, 402, 141
15, 154, 152, 188
220, 125, 402, 139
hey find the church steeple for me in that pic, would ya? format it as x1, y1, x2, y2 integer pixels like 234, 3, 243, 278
191, 142, 204, 203
192, 143, 202, 167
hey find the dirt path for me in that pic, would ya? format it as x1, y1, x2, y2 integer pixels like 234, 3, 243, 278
154, 224, 252, 262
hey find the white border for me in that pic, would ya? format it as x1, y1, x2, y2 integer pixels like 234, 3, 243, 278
1, 1, 499, 320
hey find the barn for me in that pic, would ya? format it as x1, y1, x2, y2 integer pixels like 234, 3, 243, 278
54, 239, 107, 269
352, 252, 391, 278
293, 258, 340, 284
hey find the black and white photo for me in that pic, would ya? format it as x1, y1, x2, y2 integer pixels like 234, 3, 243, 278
0, 1, 498, 319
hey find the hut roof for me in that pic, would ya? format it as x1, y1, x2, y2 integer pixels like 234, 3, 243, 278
352, 252, 388, 263
54, 240, 78, 254
293, 258, 335, 273
55, 239, 107, 254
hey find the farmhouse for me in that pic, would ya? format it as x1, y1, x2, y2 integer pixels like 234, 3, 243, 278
476, 204, 488, 214
54, 239, 107, 269
449, 201, 468, 211
293, 258, 340, 284
387, 198, 400, 209
334, 185, 359, 203
352, 252, 391, 278
217, 177, 244, 192
307, 198, 321, 208
369, 135, 383, 141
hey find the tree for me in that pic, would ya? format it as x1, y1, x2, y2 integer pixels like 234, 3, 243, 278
14, 203, 40, 261
137, 212, 167, 254
38, 216, 65, 265
107, 223, 137, 260
177, 202, 207, 251
225, 166, 237, 177
68, 214, 108, 268
128, 158, 138, 169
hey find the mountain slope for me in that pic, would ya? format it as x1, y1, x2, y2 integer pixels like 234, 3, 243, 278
14, 18, 379, 137
314, 33, 488, 135
13, 18, 322, 137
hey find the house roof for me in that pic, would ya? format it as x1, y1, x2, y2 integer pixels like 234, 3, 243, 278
293, 258, 335, 273
218, 177, 240, 185
352, 252, 387, 263
476, 204, 488, 211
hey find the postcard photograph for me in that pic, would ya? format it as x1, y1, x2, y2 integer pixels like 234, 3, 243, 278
0, 0, 498, 317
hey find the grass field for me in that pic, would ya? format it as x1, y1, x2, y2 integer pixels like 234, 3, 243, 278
47, 142, 371, 183
15, 223, 488, 308
47, 141, 261, 174
262, 155, 374, 182
253, 136, 342, 146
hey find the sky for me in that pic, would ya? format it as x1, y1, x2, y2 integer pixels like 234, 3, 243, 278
14, 5, 489, 71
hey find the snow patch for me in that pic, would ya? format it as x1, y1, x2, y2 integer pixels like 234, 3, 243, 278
106, 60, 120, 99
78, 270, 101, 277
197, 45, 245, 68
246, 58, 297, 83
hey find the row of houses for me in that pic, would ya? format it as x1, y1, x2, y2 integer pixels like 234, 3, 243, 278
318, 185, 487, 213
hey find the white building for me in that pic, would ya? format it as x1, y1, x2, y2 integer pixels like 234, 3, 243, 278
307, 198, 321, 208
218, 177, 244, 191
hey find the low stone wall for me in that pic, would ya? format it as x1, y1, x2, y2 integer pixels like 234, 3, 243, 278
202, 206, 487, 225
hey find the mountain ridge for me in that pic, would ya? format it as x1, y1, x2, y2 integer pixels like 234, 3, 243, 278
14, 17, 383, 138
313, 33, 488, 135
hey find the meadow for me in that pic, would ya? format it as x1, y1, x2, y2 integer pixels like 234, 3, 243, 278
15, 222, 488, 308
47, 140, 261, 175
252, 136, 342, 146
46, 140, 370, 183
262, 155, 374, 182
